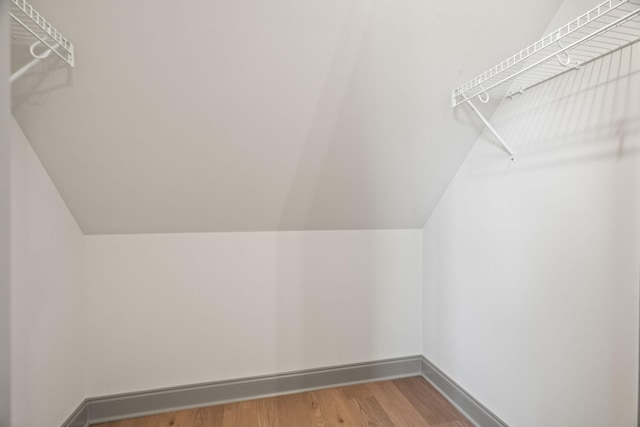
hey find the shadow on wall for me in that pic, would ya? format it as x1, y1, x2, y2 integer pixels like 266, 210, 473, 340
470, 43, 640, 173
271, 0, 383, 394
426, 41, 640, 427
11, 58, 72, 112
267, 0, 422, 376
274, 232, 379, 375
276, 0, 372, 231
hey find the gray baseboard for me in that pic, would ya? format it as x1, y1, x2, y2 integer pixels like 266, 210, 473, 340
61, 399, 88, 427
81, 356, 422, 425
420, 356, 508, 427
62, 355, 505, 427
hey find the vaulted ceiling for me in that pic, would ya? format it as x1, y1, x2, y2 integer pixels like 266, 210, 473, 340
11, 0, 563, 234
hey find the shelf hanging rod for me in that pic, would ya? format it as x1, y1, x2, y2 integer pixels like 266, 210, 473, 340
9, 0, 75, 83
458, 4, 640, 107
451, 0, 640, 160
9, 10, 73, 67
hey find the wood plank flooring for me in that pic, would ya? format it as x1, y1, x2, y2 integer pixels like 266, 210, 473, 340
93, 376, 473, 427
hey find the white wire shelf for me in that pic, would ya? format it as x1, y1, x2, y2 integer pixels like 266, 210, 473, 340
451, 0, 640, 160
10, 0, 74, 76
452, 0, 640, 108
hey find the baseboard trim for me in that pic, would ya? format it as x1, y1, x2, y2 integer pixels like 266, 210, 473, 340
62, 355, 506, 427
61, 399, 88, 427
420, 356, 508, 427
85, 356, 422, 424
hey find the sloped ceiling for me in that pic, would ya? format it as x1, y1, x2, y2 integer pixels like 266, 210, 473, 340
11, 0, 563, 234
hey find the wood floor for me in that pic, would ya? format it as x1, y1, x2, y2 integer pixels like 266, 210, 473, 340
93, 376, 473, 427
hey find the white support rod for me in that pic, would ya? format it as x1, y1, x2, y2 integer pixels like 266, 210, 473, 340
466, 99, 516, 161
10, 56, 43, 82
10, 42, 57, 83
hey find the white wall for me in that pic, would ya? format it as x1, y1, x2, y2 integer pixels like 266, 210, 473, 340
6, 111, 422, 419
422, 1, 640, 426
0, 2, 11, 425
12, 0, 563, 235
10, 117, 86, 426
85, 230, 422, 397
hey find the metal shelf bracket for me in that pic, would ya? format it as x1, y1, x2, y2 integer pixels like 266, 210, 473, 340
465, 96, 516, 161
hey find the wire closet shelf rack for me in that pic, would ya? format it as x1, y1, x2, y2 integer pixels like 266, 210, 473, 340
451, 0, 640, 160
9, 0, 75, 82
